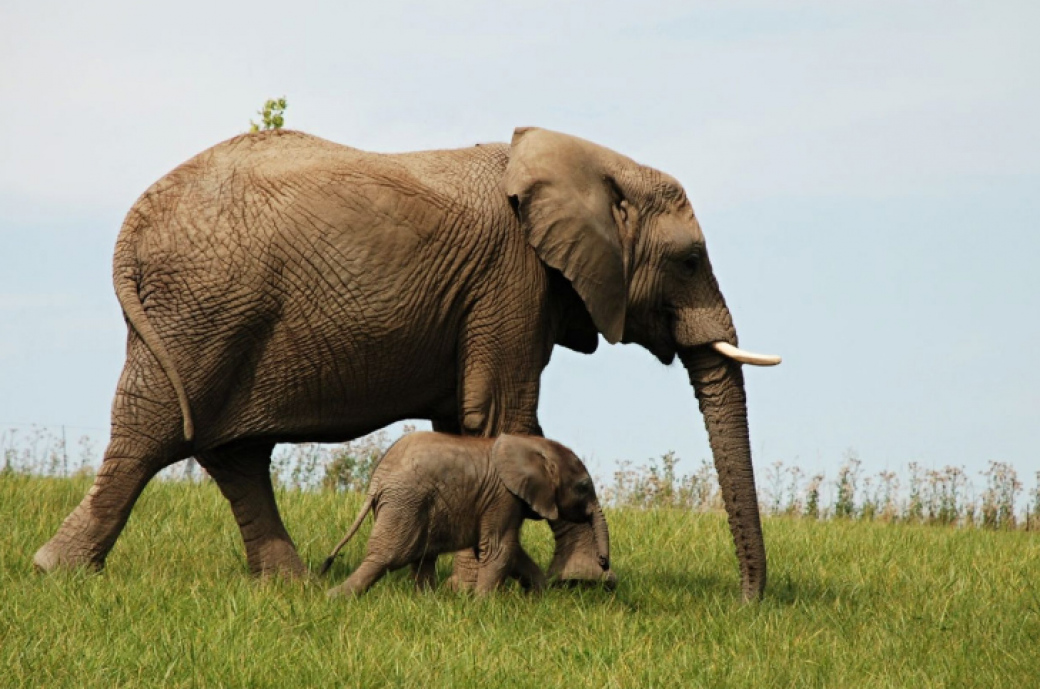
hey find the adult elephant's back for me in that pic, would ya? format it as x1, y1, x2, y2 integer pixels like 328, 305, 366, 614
115, 130, 505, 448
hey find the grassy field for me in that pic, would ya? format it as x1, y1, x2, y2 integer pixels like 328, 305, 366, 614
1, 473, 1037, 688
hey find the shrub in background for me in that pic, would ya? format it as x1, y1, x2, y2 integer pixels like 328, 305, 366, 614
3, 424, 1036, 530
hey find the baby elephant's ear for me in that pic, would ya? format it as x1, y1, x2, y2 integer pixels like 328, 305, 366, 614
492, 435, 559, 521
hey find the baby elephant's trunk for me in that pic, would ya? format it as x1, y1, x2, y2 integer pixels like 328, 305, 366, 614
319, 496, 374, 576
590, 502, 610, 570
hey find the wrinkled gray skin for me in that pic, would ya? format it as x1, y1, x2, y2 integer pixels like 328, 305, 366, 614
35, 126, 769, 600
322, 432, 608, 597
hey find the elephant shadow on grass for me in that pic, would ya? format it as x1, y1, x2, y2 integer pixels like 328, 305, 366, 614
765, 572, 846, 606
317, 554, 620, 599
609, 567, 844, 613
314, 558, 456, 588
314, 555, 847, 609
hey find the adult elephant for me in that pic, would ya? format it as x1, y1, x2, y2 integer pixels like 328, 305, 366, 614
34, 127, 779, 600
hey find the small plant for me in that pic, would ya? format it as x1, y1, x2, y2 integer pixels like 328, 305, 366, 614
764, 460, 804, 516
833, 451, 861, 519
1027, 471, 1040, 531
766, 460, 785, 514
860, 476, 878, 521
679, 459, 721, 510
249, 97, 288, 132
0, 426, 98, 477
601, 453, 718, 510
980, 461, 1021, 530
804, 473, 824, 520
922, 466, 967, 526
321, 429, 398, 493
783, 464, 805, 516
876, 470, 899, 522
905, 462, 924, 523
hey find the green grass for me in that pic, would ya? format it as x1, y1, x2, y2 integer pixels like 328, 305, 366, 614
1, 474, 1037, 688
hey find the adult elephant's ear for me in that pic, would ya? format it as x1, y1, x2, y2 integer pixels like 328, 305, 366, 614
503, 127, 628, 344
492, 435, 559, 521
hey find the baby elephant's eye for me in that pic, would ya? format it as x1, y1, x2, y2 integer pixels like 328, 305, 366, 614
575, 477, 593, 495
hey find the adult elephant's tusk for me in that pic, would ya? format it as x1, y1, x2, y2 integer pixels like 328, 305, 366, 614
712, 341, 782, 366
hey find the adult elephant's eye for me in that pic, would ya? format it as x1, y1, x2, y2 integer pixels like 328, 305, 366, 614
681, 251, 701, 273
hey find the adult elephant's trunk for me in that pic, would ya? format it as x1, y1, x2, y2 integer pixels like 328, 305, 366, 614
681, 349, 766, 601
590, 502, 610, 570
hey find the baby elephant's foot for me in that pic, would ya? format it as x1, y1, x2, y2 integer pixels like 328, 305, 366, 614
512, 553, 548, 593
326, 580, 365, 598
445, 550, 479, 593
518, 569, 547, 594
326, 560, 387, 598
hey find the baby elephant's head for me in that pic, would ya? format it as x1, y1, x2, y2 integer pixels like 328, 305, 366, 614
491, 434, 610, 571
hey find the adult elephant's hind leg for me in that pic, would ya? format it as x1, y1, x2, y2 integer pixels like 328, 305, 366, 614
34, 347, 189, 573
197, 443, 305, 577
33, 431, 175, 572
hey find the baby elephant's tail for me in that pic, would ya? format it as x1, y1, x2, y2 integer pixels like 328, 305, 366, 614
319, 496, 374, 576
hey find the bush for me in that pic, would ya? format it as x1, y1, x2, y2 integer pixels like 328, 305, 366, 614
4, 424, 1038, 530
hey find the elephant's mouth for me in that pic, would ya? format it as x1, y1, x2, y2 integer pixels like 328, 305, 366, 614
664, 297, 780, 368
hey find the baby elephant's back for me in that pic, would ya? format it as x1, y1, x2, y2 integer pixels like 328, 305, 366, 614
374, 433, 493, 541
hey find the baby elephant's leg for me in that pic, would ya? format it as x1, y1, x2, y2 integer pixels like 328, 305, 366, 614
327, 555, 390, 597
445, 549, 479, 592
327, 510, 410, 598
411, 556, 437, 591
474, 540, 520, 596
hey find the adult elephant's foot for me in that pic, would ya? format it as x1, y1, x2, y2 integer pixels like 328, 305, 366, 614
199, 443, 306, 579
35, 452, 163, 574
548, 520, 617, 590
33, 496, 130, 573
247, 537, 307, 578
33, 534, 105, 573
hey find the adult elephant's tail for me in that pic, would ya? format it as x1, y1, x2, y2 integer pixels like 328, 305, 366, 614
320, 496, 375, 575
113, 227, 194, 442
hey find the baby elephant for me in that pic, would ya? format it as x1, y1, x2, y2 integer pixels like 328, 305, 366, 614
321, 432, 609, 596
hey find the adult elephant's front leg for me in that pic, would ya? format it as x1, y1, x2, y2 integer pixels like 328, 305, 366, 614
197, 443, 305, 577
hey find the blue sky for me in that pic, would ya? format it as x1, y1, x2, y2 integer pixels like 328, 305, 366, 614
2, 1, 1037, 483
